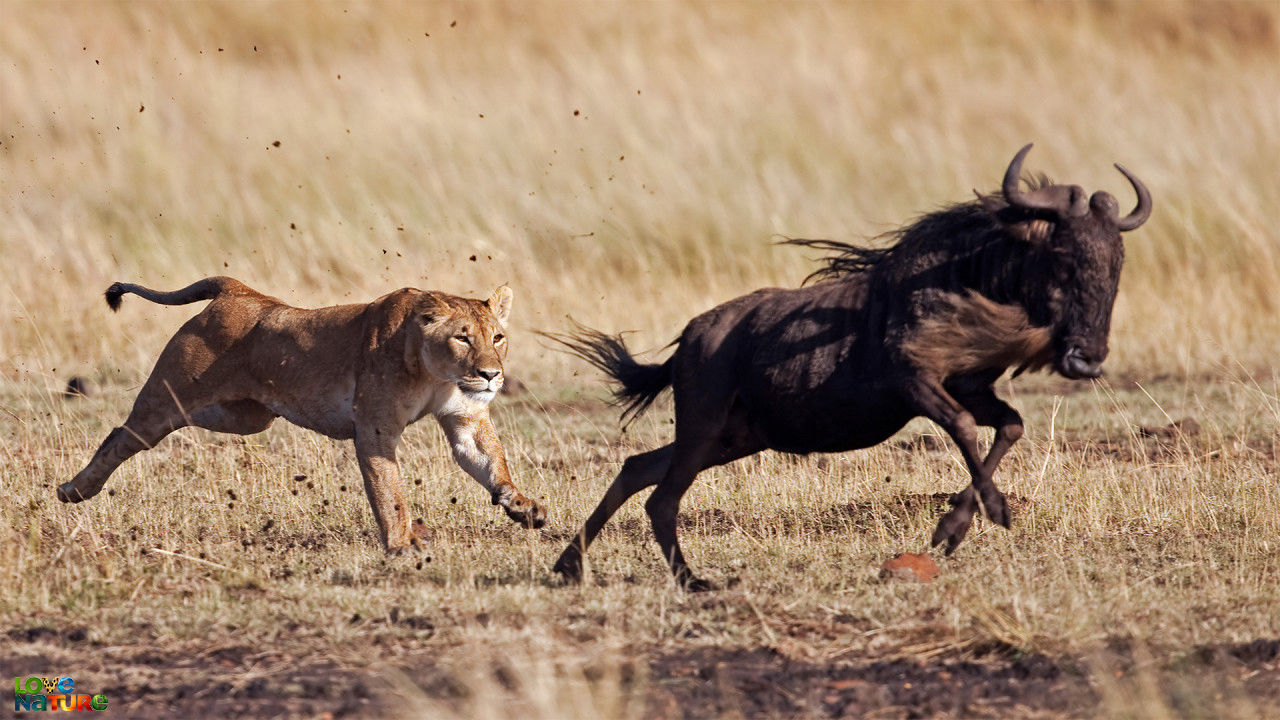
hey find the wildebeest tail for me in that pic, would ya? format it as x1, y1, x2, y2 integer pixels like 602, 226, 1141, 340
105, 276, 240, 312
544, 322, 674, 423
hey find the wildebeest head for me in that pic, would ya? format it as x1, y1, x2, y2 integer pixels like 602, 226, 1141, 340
980, 144, 1152, 379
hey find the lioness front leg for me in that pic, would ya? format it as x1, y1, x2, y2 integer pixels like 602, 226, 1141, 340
438, 411, 546, 528
353, 427, 417, 553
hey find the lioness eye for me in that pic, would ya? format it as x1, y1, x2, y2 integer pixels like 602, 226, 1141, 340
493, 334, 505, 343
454, 334, 470, 344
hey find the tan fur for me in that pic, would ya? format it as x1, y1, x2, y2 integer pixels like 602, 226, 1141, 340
900, 290, 1053, 378
58, 276, 544, 552
1007, 218, 1054, 245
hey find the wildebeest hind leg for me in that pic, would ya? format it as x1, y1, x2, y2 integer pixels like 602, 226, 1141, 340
645, 392, 762, 589
645, 406, 762, 591
553, 444, 675, 582
645, 441, 716, 591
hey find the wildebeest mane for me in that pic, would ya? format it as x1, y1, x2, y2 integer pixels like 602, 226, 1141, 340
785, 176, 1058, 310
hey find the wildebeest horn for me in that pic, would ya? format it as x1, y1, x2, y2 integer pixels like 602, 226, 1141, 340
1113, 163, 1152, 231
1003, 143, 1071, 214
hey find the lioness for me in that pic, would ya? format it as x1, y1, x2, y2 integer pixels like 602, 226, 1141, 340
58, 276, 546, 551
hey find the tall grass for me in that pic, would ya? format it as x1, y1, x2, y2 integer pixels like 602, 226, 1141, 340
2, 2, 1278, 389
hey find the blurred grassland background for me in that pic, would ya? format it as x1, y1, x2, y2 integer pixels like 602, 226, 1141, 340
2, 1, 1279, 387
4, 3, 1280, 718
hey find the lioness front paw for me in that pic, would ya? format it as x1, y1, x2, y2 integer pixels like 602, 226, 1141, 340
501, 494, 547, 529
387, 535, 431, 557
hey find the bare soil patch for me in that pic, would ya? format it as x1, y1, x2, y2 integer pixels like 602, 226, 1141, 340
6, 632, 1278, 719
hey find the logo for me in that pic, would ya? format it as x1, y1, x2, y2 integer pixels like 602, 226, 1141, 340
12, 677, 108, 712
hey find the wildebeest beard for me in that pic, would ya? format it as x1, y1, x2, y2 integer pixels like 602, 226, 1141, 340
548, 143, 1151, 591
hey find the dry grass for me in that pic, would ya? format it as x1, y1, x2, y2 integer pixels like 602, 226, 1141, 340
3, 2, 1280, 718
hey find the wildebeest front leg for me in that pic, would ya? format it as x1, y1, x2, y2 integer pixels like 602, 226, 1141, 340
927, 390, 1023, 553
437, 411, 546, 529
955, 387, 1024, 521
907, 379, 1004, 554
353, 427, 416, 553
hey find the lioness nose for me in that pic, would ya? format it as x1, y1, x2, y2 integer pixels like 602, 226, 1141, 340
477, 369, 500, 381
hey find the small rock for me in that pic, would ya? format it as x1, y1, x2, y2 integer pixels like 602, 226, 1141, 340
64, 377, 98, 399
879, 553, 939, 583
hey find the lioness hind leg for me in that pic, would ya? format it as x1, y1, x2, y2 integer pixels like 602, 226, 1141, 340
58, 419, 179, 503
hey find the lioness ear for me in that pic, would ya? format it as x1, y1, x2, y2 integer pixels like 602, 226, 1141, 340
486, 285, 513, 325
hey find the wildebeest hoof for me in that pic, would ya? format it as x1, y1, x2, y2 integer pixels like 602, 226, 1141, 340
930, 508, 973, 555
681, 576, 717, 593
980, 491, 1012, 528
502, 494, 547, 529
552, 551, 584, 582
56, 482, 89, 503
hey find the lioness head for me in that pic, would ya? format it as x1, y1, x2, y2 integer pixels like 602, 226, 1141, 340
408, 285, 513, 400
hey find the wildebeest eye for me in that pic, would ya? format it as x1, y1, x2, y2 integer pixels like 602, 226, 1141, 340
421, 313, 435, 323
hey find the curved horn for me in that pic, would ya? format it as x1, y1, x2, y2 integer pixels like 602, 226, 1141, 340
1002, 143, 1066, 213
1113, 163, 1152, 231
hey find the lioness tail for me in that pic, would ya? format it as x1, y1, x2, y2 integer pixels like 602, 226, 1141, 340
544, 321, 674, 424
105, 277, 241, 312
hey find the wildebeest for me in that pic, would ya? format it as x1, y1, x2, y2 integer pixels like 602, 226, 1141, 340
549, 144, 1151, 591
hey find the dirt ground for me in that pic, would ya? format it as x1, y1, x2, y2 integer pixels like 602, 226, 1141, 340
7, 626, 1278, 719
